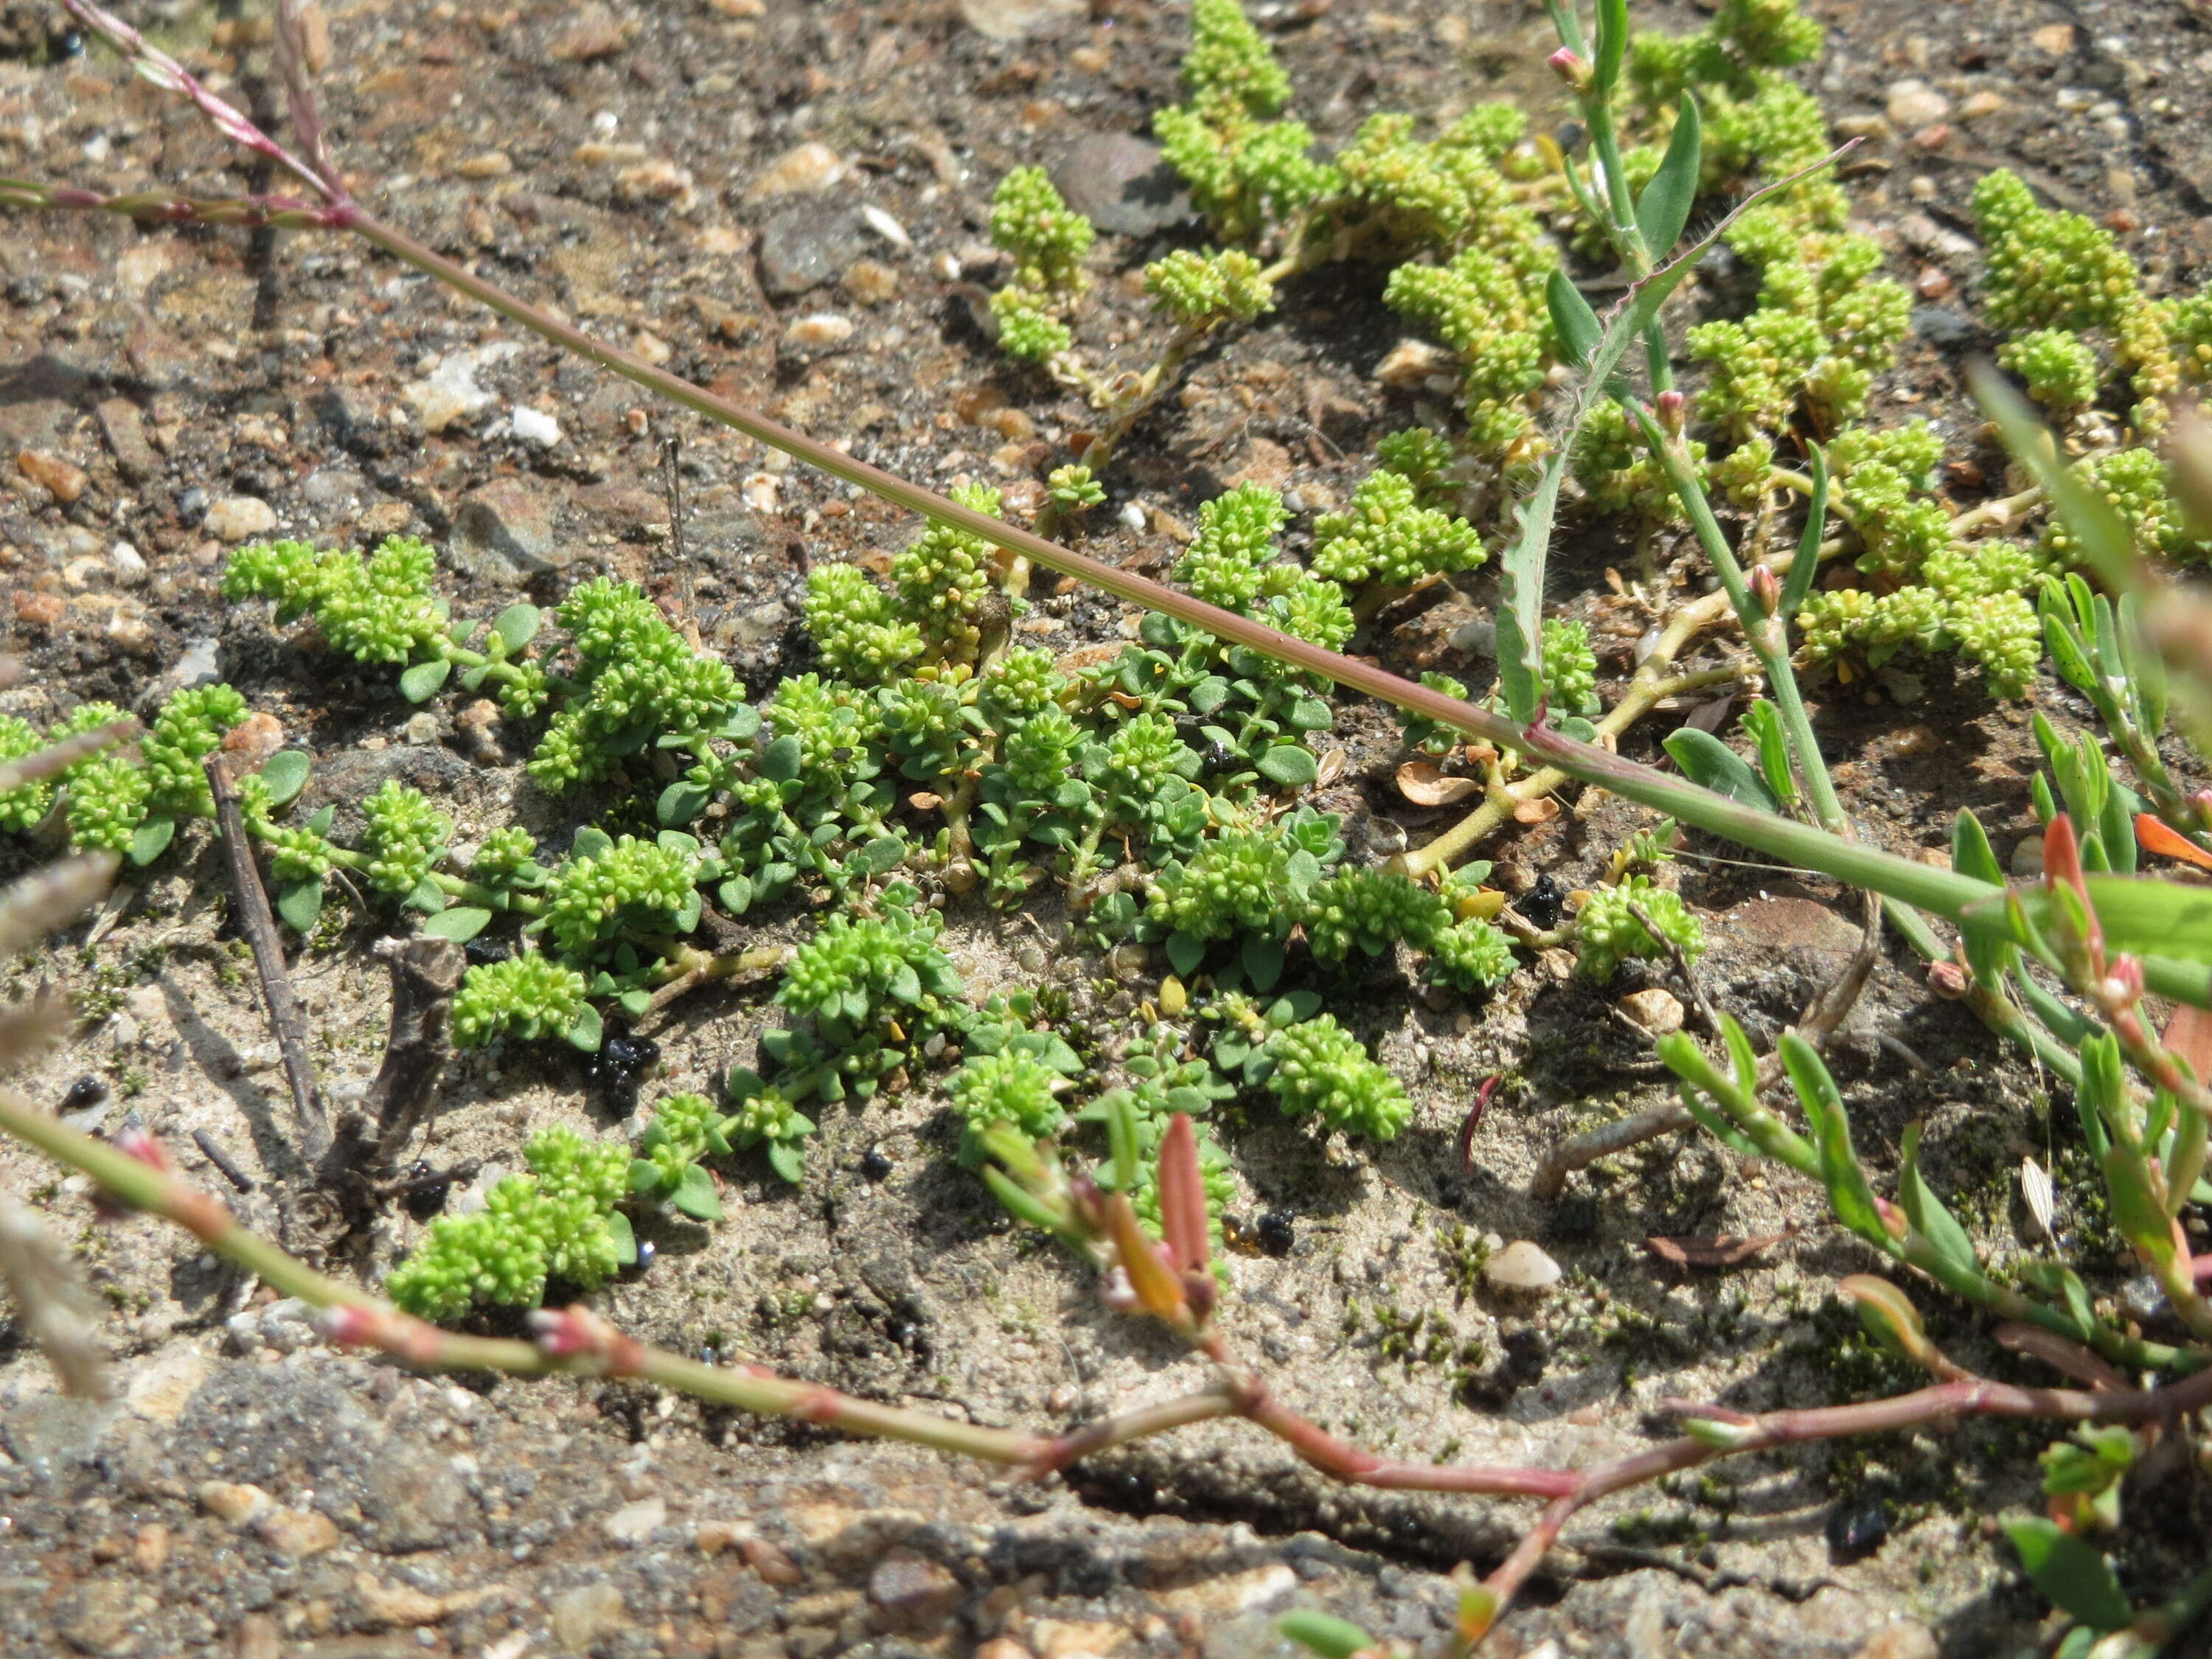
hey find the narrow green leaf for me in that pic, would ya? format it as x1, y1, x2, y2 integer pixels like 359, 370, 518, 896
128, 815, 175, 867
398, 658, 451, 703
1971, 875, 2212, 968
493, 603, 541, 655
1899, 1122, 1978, 1276
1973, 369, 2140, 590
1663, 728, 1780, 811
257, 751, 311, 808
1739, 700, 1795, 807
1634, 93, 1702, 256
1781, 1034, 1884, 1245
1950, 810, 2004, 886
2104, 1144, 2179, 1269
1781, 445, 1829, 618
421, 906, 492, 942
672, 1164, 724, 1221
2166, 1107, 2208, 1219
2002, 1517, 2132, 1631
1545, 270, 1602, 369
276, 877, 324, 934
1278, 1611, 1378, 1659
1590, 0, 1628, 91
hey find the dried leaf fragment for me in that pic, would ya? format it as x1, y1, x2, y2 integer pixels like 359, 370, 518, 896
1643, 1226, 1796, 1268
1396, 761, 1481, 807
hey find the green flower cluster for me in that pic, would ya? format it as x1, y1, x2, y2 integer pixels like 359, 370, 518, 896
541, 834, 698, 954
451, 953, 591, 1047
989, 167, 1093, 363
1541, 619, 1599, 714
804, 565, 925, 684
530, 579, 745, 793
224, 536, 448, 666
2000, 328, 2102, 413
1143, 248, 1275, 327
1311, 467, 1486, 591
43, 686, 247, 858
225, 536, 550, 716
1174, 481, 1290, 611
1154, 0, 1335, 243
1383, 234, 1557, 453
2038, 445, 2211, 568
361, 777, 451, 900
385, 1125, 630, 1320
1262, 1014, 1413, 1141
949, 1047, 1071, 1141
1972, 168, 2180, 431
1572, 874, 1705, 981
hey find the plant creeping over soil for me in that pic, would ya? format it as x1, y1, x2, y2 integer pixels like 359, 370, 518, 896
5, 0, 2212, 1652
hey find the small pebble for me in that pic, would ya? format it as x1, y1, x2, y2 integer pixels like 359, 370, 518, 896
17, 448, 87, 503
745, 140, 845, 201
1484, 1240, 1562, 1293
1619, 988, 1685, 1036
860, 204, 912, 249
203, 496, 278, 543
509, 406, 562, 448
1885, 79, 1951, 128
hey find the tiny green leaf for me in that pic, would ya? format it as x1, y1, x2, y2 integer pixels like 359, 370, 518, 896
1590, 0, 1628, 91
1166, 931, 1205, 979
1663, 729, 1780, 812
1545, 270, 1603, 370
128, 815, 175, 867
2002, 1517, 2132, 1631
493, 604, 542, 655
1242, 934, 1285, 994
672, 1164, 724, 1220
566, 1003, 604, 1051
765, 1141, 805, 1183
276, 877, 324, 934
603, 1208, 637, 1265
257, 751, 312, 808
398, 658, 452, 703
422, 906, 493, 942
1278, 1611, 1377, 1659
1781, 445, 1829, 619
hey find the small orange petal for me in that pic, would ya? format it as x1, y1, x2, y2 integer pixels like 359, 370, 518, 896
2135, 812, 2212, 871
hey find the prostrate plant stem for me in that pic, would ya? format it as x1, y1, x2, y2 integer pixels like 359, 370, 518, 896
36, 0, 2189, 999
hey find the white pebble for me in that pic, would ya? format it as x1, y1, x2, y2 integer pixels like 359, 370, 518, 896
509, 406, 563, 448
1484, 1240, 1563, 1293
110, 540, 147, 583
1119, 500, 1147, 532
860, 204, 913, 250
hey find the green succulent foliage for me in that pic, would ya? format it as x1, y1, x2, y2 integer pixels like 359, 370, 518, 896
804, 564, 925, 685
1311, 468, 1486, 591
1573, 874, 1705, 981
2000, 328, 2102, 413
628, 1091, 734, 1220
988, 167, 1093, 361
540, 833, 699, 954
1047, 465, 1106, 513
1258, 1012, 1414, 1141
452, 953, 593, 1048
1144, 248, 1275, 326
0, 717, 52, 832
224, 536, 549, 714
1540, 618, 1600, 715
1172, 481, 1291, 612
723, 1067, 817, 1186
385, 1125, 632, 1320
530, 578, 745, 793
360, 778, 451, 902
1399, 672, 1470, 757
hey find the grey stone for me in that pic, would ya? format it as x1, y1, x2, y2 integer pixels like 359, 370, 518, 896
551, 1580, 625, 1653
1, 1394, 119, 1480
453, 477, 564, 576
299, 466, 366, 510
94, 399, 157, 482
136, 636, 222, 712
53, 1577, 153, 1656
958, 0, 1085, 40
1051, 133, 1194, 237
756, 205, 870, 299
360, 1439, 474, 1553
1910, 305, 1978, 348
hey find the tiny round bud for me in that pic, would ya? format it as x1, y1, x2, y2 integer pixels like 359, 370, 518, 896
1749, 565, 1782, 616
1548, 46, 1593, 90
1927, 960, 1972, 1000
1655, 388, 1688, 435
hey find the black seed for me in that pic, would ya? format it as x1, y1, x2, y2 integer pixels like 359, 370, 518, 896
601, 1071, 641, 1114
1256, 1208, 1295, 1256
60, 1076, 108, 1112
1498, 1326, 1548, 1385
1826, 1498, 1888, 1562
465, 937, 512, 967
1202, 741, 1242, 778
402, 1163, 451, 1220
603, 1034, 658, 1072
1520, 874, 1565, 930
860, 1147, 894, 1181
